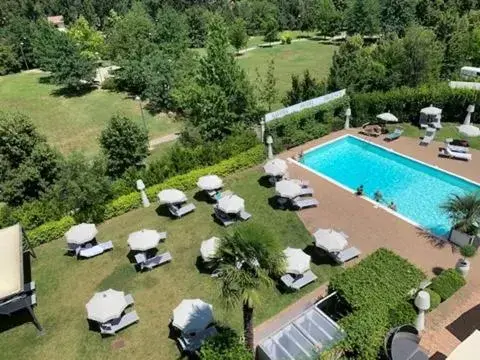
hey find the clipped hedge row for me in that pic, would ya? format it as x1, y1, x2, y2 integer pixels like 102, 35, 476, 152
351, 84, 480, 127
267, 96, 350, 152
430, 268, 466, 301
426, 288, 441, 311
26, 145, 265, 247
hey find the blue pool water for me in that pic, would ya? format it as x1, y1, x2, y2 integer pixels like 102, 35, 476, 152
301, 135, 480, 237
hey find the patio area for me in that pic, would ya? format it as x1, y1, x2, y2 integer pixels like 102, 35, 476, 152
279, 129, 480, 357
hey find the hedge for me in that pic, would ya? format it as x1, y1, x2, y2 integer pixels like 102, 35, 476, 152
425, 288, 441, 311
25, 145, 265, 247
267, 96, 350, 152
430, 268, 466, 301
351, 84, 480, 127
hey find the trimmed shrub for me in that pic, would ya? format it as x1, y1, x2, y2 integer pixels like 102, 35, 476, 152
351, 84, 480, 127
388, 301, 417, 327
460, 244, 477, 258
430, 268, 466, 301
200, 327, 251, 360
425, 288, 441, 311
27, 216, 75, 247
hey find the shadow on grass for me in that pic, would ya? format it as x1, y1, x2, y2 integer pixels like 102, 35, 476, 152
155, 204, 174, 219
50, 85, 96, 98
432, 266, 445, 275
267, 196, 290, 211
97, 263, 137, 291
303, 245, 338, 267
258, 176, 274, 188
193, 191, 215, 204
0, 310, 39, 334
195, 256, 215, 275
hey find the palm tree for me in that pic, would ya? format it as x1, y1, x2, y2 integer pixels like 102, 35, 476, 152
441, 192, 480, 235
212, 223, 285, 352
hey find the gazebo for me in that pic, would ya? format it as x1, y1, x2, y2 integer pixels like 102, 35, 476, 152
0, 224, 42, 332
419, 105, 442, 129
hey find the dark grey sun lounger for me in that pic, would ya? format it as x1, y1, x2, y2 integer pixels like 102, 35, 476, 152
169, 203, 196, 218
332, 247, 361, 264
100, 310, 139, 335
135, 251, 172, 271
292, 197, 319, 209
280, 270, 318, 290
214, 208, 235, 226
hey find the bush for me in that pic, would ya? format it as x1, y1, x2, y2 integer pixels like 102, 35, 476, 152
425, 288, 441, 311
100, 77, 117, 90
430, 268, 466, 301
460, 244, 477, 258
27, 216, 75, 247
280, 32, 292, 44
388, 301, 417, 327
351, 84, 480, 127
200, 327, 251, 360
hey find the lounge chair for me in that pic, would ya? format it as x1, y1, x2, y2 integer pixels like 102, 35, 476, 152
125, 294, 134, 306
65, 242, 82, 256
78, 241, 113, 259
280, 270, 318, 291
214, 208, 235, 226
292, 197, 319, 209
135, 251, 172, 271
291, 179, 310, 188
239, 210, 252, 221
440, 147, 472, 161
385, 128, 403, 141
169, 203, 196, 218
447, 143, 469, 153
298, 187, 314, 197
178, 327, 218, 353
419, 128, 436, 146
332, 247, 361, 264
100, 311, 139, 335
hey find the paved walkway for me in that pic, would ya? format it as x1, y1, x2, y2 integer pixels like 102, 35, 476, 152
148, 133, 179, 150
254, 129, 480, 356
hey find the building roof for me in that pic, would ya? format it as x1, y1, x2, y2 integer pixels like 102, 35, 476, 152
447, 330, 480, 360
0, 224, 24, 300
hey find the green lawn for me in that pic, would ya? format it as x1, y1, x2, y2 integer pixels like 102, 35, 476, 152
388, 123, 480, 150
146, 141, 177, 163
0, 71, 181, 156
0, 167, 341, 360
238, 41, 337, 109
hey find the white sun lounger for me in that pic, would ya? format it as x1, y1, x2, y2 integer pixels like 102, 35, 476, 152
135, 251, 172, 271
169, 203, 196, 218
100, 311, 139, 335
447, 144, 469, 153
420, 128, 436, 146
332, 247, 361, 264
299, 187, 314, 197
440, 147, 472, 161
292, 197, 319, 209
239, 210, 252, 221
78, 241, 113, 258
280, 270, 318, 290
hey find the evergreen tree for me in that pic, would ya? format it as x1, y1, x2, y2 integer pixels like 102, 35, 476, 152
230, 18, 248, 54
153, 6, 190, 56
347, 0, 381, 35
259, 58, 278, 111
317, 0, 341, 36
380, 0, 416, 35
444, 16, 471, 76
263, 17, 279, 42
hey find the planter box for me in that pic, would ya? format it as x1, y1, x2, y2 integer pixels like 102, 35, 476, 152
449, 229, 475, 247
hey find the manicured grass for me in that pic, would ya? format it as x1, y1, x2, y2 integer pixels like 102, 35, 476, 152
0, 167, 342, 360
238, 41, 337, 109
146, 140, 177, 163
0, 71, 181, 156
388, 123, 480, 150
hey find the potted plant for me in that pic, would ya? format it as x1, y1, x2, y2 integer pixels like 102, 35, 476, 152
457, 244, 477, 276
441, 193, 480, 246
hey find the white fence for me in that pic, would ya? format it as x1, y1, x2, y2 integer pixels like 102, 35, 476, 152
264, 89, 347, 123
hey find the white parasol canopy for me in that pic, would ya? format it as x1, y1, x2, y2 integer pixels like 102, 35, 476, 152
128, 229, 162, 251
421, 105, 442, 116
65, 223, 98, 245
197, 175, 223, 191
200, 237, 220, 262
172, 299, 214, 333
157, 189, 187, 204
377, 112, 398, 122
275, 180, 302, 199
0, 224, 23, 300
283, 247, 311, 275
313, 228, 348, 253
264, 158, 288, 177
217, 194, 245, 214
86, 289, 127, 323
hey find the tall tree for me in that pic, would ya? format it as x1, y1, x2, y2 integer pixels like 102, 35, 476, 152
444, 15, 472, 76
316, 0, 341, 36
212, 223, 285, 352
380, 0, 416, 35
230, 18, 248, 54
153, 6, 190, 56
347, 0, 381, 35
259, 58, 278, 111
67, 15, 105, 60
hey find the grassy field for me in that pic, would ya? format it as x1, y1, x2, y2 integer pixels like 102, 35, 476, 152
0, 71, 181, 156
388, 123, 480, 150
0, 167, 342, 360
238, 41, 337, 109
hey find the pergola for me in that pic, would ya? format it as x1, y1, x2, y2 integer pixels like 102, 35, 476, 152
0, 223, 42, 332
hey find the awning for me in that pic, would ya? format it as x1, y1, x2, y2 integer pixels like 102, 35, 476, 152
128, 229, 162, 251
447, 330, 480, 360
0, 224, 24, 300
420, 105, 442, 116
86, 289, 127, 323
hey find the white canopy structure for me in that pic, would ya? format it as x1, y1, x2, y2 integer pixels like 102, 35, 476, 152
172, 299, 214, 333
0, 224, 24, 300
217, 194, 245, 214
421, 105, 442, 116
283, 247, 311, 275
128, 229, 162, 251
275, 180, 302, 199
420, 105, 442, 129
313, 228, 348, 253
197, 175, 223, 191
157, 189, 187, 204
264, 158, 288, 177
376, 112, 398, 122
200, 237, 220, 262
447, 330, 480, 360
86, 289, 127, 323
65, 223, 98, 245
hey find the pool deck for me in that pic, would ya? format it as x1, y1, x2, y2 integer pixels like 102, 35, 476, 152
256, 129, 480, 357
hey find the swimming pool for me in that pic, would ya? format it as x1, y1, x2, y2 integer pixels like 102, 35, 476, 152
299, 135, 480, 237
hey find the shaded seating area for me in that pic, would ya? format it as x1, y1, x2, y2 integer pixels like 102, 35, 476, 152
264, 158, 288, 184
420, 105, 442, 129
134, 251, 172, 271
313, 228, 361, 264
0, 224, 43, 333
280, 247, 317, 291
65, 223, 113, 259
158, 189, 196, 218
275, 180, 318, 210
384, 325, 428, 360
86, 289, 139, 336
197, 175, 224, 202
214, 194, 251, 226
128, 229, 170, 271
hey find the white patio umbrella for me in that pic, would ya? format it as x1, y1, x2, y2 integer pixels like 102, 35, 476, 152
172, 299, 214, 333
420, 105, 442, 116
128, 229, 162, 251
86, 289, 127, 323
264, 158, 288, 177
197, 175, 223, 191
217, 194, 245, 214
376, 112, 398, 122
65, 223, 98, 245
313, 228, 348, 253
283, 247, 311, 275
200, 237, 220, 262
157, 189, 187, 204
275, 180, 302, 199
